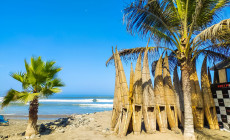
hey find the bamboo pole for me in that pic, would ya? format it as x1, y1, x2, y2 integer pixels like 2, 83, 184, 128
142, 48, 156, 134
163, 54, 178, 131
190, 62, 204, 129
115, 49, 133, 136
173, 66, 184, 128
201, 57, 219, 130
154, 55, 167, 132
132, 53, 143, 135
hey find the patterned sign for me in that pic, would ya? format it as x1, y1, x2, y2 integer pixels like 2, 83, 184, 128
211, 83, 230, 130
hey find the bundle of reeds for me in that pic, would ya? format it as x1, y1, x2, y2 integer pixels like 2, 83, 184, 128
115, 49, 133, 136
154, 55, 167, 132
201, 57, 219, 130
111, 49, 122, 132
128, 63, 134, 132
173, 66, 184, 127
132, 53, 143, 135
190, 62, 204, 129
163, 54, 178, 131
142, 48, 156, 134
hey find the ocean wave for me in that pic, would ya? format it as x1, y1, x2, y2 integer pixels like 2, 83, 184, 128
95, 99, 113, 103
0, 97, 114, 103
76, 104, 113, 108
39, 99, 94, 103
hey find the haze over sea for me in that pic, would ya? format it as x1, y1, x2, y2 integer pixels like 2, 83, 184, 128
0, 93, 113, 118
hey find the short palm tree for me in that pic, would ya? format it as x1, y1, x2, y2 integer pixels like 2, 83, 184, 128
106, 0, 230, 139
1, 56, 64, 137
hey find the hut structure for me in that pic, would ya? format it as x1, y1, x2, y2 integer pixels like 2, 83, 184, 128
142, 48, 156, 133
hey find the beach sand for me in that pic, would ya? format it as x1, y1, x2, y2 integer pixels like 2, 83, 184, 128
1, 111, 230, 140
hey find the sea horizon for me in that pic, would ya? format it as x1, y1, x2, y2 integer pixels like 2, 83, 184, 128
0, 93, 114, 119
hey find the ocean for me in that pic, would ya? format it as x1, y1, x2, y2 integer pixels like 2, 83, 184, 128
0, 94, 114, 119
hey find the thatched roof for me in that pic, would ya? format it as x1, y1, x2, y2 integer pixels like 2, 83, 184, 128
210, 57, 230, 70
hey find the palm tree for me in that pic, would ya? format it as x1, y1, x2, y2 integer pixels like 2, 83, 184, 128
1, 56, 64, 137
106, 0, 230, 139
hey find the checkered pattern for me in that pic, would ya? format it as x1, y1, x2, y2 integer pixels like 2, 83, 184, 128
212, 87, 230, 130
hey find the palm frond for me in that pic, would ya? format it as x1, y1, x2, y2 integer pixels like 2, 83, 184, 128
194, 19, 230, 42
1, 89, 20, 108
106, 47, 148, 66
123, 0, 180, 45
18, 92, 40, 104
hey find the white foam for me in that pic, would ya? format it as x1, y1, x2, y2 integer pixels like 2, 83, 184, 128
77, 104, 113, 108
0, 97, 3, 102
39, 99, 94, 103
96, 99, 113, 103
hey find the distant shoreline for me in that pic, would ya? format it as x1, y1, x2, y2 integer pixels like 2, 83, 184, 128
3, 114, 71, 120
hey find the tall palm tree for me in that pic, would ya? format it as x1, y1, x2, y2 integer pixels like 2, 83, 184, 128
106, 0, 230, 139
1, 56, 64, 137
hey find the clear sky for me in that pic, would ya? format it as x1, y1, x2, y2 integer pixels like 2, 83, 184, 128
0, 0, 148, 96
0, 0, 229, 96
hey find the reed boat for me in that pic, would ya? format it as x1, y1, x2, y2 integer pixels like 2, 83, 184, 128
154, 56, 167, 132
115, 49, 133, 136
128, 63, 134, 132
173, 66, 184, 127
163, 54, 178, 131
201, 57, 219, 130
132, 53, 143, 135
190, 62, 204, 129
142, 48, 156, 134
111, 49, 122, 132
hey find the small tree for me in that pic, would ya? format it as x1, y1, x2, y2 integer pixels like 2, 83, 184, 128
1, 56, 64, 137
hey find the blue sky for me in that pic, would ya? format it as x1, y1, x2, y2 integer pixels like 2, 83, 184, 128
0, 0, 148, 96
0, 0, 229, 96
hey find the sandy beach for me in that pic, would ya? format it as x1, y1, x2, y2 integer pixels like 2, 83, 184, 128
0, 111, 230, 140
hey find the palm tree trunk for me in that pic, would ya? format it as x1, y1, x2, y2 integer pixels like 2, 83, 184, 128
181, 65, 195, 140
25, 97, 38, 137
